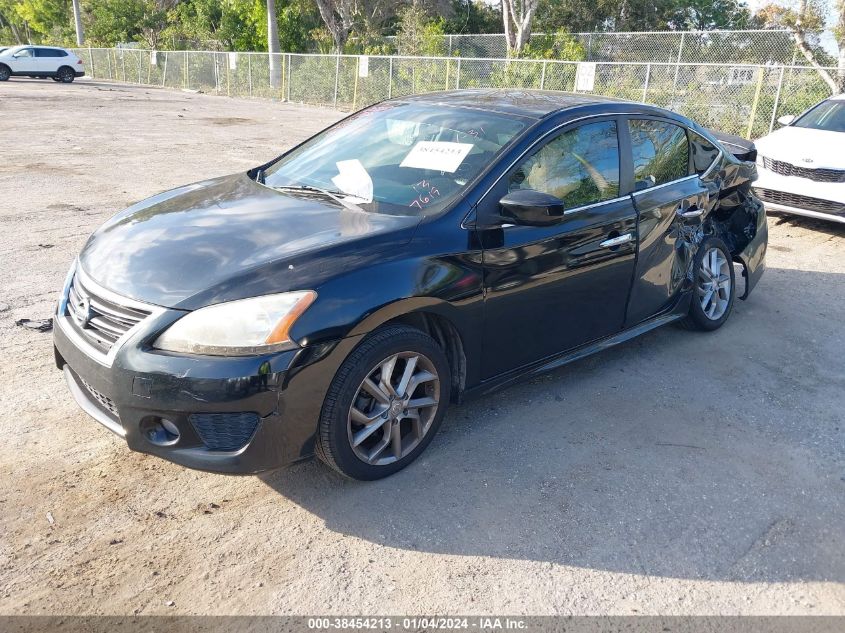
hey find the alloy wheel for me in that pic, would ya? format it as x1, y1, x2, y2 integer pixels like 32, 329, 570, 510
347, 351, 440, 466
697, 247, 731, 321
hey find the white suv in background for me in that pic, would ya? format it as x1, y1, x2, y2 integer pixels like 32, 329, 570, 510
0, 45, 84, 83
753, 94, 845, 224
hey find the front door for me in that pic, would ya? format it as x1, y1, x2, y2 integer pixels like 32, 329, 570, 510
623, 117, 711, 326
11, 47, 38, 74
478, 118, 638, 379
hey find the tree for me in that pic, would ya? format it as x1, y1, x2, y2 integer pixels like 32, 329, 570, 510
443, 0, 501, 34
669, 0, 752, 30
15, 0, 74, 43
501, 0, 537, 56
313, 0, 356, 51
757, 0, 845, 92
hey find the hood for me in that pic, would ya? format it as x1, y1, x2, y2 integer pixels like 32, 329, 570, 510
79, 173, 419, 308
754, 126, 845, 169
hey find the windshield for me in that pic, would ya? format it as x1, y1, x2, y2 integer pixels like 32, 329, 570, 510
262, 102, 528, 216
793, 100, 845, 132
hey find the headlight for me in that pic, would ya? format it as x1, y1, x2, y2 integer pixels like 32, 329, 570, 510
154, 291, 316, 356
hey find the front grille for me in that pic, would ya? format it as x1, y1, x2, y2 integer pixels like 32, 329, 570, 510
761, 156, 845, 183
78, 374, 119, 418
754, 188, 845, 216
65, 275, 151, 354
189, 412, 260, 451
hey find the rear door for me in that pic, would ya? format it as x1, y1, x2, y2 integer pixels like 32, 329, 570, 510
34, 48, 61, 74
478, 117, 638, 378
624, 117, 710, 327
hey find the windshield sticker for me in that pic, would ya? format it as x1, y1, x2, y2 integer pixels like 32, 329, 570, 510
331, 159, 374, 203
400, 141, 474, 173
408, 179, 442, 209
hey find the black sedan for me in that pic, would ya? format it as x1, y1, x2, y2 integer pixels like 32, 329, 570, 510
54, 90, 767, 480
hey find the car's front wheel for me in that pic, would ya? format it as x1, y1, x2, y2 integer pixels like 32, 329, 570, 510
56, 67, 75, 83
315, 325, 451, 480
0, 65, 10, 81
681, 237, 736, 331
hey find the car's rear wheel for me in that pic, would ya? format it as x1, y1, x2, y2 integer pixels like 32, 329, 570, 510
57, 67, 75, 83
680, 237, 736, 331
0, 65, 10, 81
315, 325, 451, 480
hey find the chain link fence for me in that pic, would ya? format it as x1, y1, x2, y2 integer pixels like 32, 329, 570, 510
384, 30, 828, 65
75, 48, 838, 139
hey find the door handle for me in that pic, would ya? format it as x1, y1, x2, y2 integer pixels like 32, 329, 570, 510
600, 233, 633, 248
676, 205, 704, 220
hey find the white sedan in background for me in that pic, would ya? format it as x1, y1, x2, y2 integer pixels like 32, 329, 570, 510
753, 94, 845, 224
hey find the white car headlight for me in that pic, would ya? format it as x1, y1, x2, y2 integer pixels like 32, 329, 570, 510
154, 291, 316, 356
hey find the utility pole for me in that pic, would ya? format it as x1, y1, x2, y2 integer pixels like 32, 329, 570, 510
72, 0, 84, 46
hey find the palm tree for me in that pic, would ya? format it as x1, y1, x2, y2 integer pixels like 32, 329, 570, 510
267, 0, 281, 90
72, 0, 84, 45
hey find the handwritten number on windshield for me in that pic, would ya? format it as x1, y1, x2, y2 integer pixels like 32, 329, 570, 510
408, 179, 441, 209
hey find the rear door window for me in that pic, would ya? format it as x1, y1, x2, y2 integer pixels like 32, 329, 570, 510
628, 119, 689, 190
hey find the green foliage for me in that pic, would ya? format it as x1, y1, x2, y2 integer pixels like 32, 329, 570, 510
85, 0, 164, 47
14, 0, 73, 44
520, 31, 586, 61
395, 5, 447, 57
442, 0, 501, 34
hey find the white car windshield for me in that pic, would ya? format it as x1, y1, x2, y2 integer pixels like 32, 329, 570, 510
262, 102, 528, 216
793, 100, 845, 133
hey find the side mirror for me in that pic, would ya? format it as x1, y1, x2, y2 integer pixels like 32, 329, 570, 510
777, 114, 795, 126
499, 189, 565, 227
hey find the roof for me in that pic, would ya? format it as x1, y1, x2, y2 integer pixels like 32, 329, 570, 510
401, 89, 634, 119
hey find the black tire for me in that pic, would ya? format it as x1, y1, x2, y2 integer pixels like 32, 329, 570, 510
315, 325, 451, 480
0, 65, 10, 81
680, 236, 736, 331
57, 67, 75, 83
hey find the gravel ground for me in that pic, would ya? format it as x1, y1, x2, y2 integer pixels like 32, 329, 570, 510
0, 78, 843, 616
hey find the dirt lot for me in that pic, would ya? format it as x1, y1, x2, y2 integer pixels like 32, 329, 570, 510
0, 79, 843, 616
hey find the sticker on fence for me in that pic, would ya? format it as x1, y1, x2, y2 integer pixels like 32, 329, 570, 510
228, 53, 238, 71
150, 51, 157, 66
400, 141, 474, 173
358, 56, 369, 78
575, 62, 596, 92
332, 159, 374, 203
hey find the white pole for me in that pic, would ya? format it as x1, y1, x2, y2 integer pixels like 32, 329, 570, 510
769, 65, 786, 133
642, 63, 651, 102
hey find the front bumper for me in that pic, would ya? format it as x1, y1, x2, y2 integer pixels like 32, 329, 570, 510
54, 306, 359, 474
753, 166, 845, 224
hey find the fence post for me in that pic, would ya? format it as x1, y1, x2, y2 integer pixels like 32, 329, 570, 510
388, 56, 393, 98
137, 50, 142, 84
769, 65, 786, 133
280, 53, 285, 99
286, 53, 291, 101
448, 35, 453, 57
121, 50, 126, 82
445, 58, 450, 89
226, 53, 231, 96
456, 58, 461, 89
587, 33, 592, 61
333, 54, 340, 107
247, 53, 252, 96
184, 51, 189, 89
540, 61, 547, 90
353, 56, 359, 110
642, 63, 651, 102
106, 48, 112, 79
747, 66, 766, 139
161, 52, 167, 87
88, 47, 94, 77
